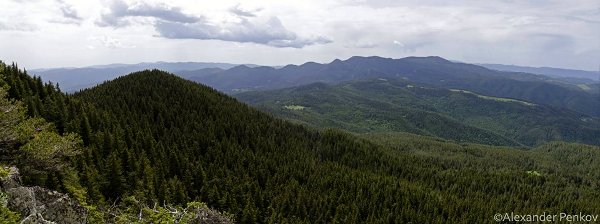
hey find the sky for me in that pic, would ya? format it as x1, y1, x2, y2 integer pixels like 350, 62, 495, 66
0, 0, 598, 70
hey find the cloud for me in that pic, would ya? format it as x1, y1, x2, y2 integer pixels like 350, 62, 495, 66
267, 36, 333, 48
530, 33, 574, 51
155, 17, 293, 42
0, 21, 37, 31
155, 16, 331, 48
229, 4, 261, 17
393, 39, 431, 53
392, 40, 404, 47
354, 42, 378, 48
3, 0, 596, 70
96, 0, 202, 27
51, 0, 83, 25
96, 1, 331, 48
88, 36, 136, 49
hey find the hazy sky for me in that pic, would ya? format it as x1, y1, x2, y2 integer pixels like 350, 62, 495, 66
0, 0, 598, 70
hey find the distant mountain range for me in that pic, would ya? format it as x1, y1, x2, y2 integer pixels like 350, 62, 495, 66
28, 56, 599, 117
29, 61, 259, 92
187, 56, 598, 117
478, 63, 599, 81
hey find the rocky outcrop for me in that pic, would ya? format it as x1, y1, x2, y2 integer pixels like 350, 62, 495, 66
1, 167, 234, 223
0, 167, 88, 223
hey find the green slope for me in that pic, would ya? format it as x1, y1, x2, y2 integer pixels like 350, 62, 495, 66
237, 78, 600, 146
3, 62, 600, 223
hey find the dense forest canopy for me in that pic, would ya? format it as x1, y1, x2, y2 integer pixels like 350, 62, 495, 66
237, 78, 600, 147
1, 60, 600, 223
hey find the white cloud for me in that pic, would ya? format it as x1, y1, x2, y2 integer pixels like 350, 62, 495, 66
229, 4, 261, 17
392, 41, 404, 47
55, 0, 83, 24
348, 41, 378, 49
154, 16, 332, 48
0, 21, 38, 31
95, 0, 331, 48
88, 36, 136, 49
96, 0, 202, 27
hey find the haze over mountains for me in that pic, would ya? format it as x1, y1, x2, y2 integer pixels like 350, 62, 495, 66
30, 56, 600, 118
31, 56, 598, 91
29, 61, 260, 92
479, 63, 600, 81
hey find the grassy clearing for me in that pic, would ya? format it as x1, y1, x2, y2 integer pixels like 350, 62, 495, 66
450, 89, 536, 106
577, 84, 591, 91
283, 105, 306, 110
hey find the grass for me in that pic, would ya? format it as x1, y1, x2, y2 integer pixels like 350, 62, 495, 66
283, 105, 306, 110
577, 84, 591, 91
450, 89, 536, 106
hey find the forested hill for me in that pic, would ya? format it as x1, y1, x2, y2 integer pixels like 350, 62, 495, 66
3, 62, 600, 223
237, 78, 600, 147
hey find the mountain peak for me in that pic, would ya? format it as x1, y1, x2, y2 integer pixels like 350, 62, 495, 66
347, 56, 389, 61
404, 56, 451, 63
299, 61, 322, 67
331, 59, 344, 64
230, 64, 251, 71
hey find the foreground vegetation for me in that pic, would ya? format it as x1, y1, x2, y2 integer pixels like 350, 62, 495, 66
1, 61, 599, 223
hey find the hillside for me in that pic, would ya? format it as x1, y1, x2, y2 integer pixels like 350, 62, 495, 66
237, 78, 600, 146
238, 82, 520, 146
3, 62, 600, 223
185, 56, 599, 117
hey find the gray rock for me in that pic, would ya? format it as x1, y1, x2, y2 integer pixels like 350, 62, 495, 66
1, 167, 21, 189
1, 167, 88, 224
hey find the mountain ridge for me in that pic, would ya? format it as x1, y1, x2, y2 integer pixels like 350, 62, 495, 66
24, 56, 600, 117
187, 56, 599, 117
479, 63, 600, 81
29, 61, 261, 92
